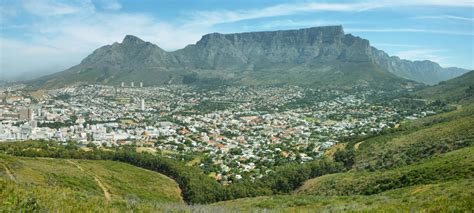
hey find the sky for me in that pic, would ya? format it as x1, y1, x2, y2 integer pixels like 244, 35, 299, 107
0, 0, 473, 80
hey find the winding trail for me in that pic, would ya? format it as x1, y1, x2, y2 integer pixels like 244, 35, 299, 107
66, 160, 111, 201
354, 141, 364, 150
0, 162, 16, 182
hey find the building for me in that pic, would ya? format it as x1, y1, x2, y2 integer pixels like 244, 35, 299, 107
131, 82, 134, 87
141, 99, 145, 111
140, 82, 143, 87
19, 108, 33, 121
121, 82, 125, 87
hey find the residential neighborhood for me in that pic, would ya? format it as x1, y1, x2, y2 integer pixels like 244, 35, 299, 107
0, 83, 442, 182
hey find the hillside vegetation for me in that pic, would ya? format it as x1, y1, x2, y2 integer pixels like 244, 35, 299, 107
214, 179, 474, 212
297, 146, 474, 196
0, 155, 183, 212
417, 70, 474, 103
352, 103, 474, 170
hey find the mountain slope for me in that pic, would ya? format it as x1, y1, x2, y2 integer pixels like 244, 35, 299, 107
417, 70, 474, 103
296, 146, 474, 196
30, 26, 467, 88
213, 179, 473, 211
369, 49, 468, 85
0, 154, 183, 211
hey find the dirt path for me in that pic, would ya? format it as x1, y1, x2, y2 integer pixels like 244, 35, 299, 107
354, 141, 363, 150
67, 160, 111, 201
0, 162, 16, 182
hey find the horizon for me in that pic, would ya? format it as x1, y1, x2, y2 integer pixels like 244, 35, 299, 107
0, 0, 473, 80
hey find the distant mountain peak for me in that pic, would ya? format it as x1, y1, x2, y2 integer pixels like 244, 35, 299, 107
122, 35, 145, 45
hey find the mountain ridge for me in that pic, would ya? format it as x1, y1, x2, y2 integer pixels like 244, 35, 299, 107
30, 26, 468, 88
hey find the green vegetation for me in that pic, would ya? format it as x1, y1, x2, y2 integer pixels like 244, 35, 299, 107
0, 143, 224, 204
297, 146, 474, 196
214, 179, 474, 212
0, 155, 182, 202
353, 104, 474, 170
417, 70, 474, 103
0, 141, 345, 204
0, 178, 252, 212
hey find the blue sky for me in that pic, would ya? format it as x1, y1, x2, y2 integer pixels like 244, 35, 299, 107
0, 0, 473, 80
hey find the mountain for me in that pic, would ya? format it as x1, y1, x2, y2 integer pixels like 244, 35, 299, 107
369, 49, 469, 85
417, 70, 474, 103
30, 26, 468, 88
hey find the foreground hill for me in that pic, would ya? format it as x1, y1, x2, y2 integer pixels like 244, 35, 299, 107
297, 147, 474, 196
0, 155, 183, 211
30, 26, 467, 88
214, 179, 473, 211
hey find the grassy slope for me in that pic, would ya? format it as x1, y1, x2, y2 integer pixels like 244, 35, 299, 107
214, 146, 474, 212
296, 146, 474, 196
416, 70, 473, 103
213, 179, 474, 212
0, 155, 183, 212
353, 104, 474, 170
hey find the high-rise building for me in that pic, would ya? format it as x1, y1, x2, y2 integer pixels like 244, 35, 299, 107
19, 108, 33, 121
140, 82, 143, 87
141, 99, 145, 111
131, 82, 134, 87
121, 82, 125, 87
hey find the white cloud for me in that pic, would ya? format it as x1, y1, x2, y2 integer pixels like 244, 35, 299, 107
0, 37, 79, 79
396, 49, 450, 65
21, 0, 94, 16
402, 0, 473, 7
186, 2, 379, 27
186, 0, 473, 27
256, 19, 351, 30
414, 15, 474, 22
346, 28, 474, 36
1, 0, 208, 79
98, 0, 122, 11
373, 43, 422, 48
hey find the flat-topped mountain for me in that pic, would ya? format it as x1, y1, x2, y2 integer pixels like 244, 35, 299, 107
31, 26, 468, 88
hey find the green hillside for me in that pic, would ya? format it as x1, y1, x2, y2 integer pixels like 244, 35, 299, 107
352, 103, 474, 170
213, 179, 474, 212
0, 155, 183, 212
417, 70, 474, 103
218, 145, 474, 211
297, 146, 474, 196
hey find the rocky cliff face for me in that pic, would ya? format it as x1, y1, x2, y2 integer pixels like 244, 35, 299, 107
176, 26, 372, 70
31, 26, 468, 88
368, 47, 467, 85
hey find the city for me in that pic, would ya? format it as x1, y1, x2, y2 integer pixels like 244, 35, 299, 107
0, 82, 445, 183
